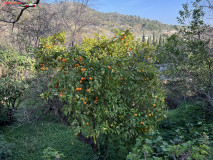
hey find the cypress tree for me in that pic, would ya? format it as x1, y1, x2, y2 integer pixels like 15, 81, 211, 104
142, 31, 145, 42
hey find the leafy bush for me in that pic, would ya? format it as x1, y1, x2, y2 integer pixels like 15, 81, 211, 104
0, 134, 15, 160
127, 129, 211, 160
42, 147, 65, 160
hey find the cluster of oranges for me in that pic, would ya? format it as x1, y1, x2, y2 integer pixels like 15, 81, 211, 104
40, 63, 48, 70
45, 44, 52, 49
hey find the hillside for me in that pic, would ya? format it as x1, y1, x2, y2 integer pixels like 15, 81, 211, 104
0, 2, 179, 51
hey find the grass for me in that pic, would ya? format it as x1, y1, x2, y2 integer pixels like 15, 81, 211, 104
1, 119, 93, 160
1, 113, 130, 160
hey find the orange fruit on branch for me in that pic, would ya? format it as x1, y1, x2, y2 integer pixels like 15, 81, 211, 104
86, 122, 89, 125
149, 114, 151, 117
140, 122, 143, 125
89, 77, 92, 80
83, 102, 86, 104
54, 84, 58, 88
107, 66, 111, 69
134, 114, 137, 117
79, 57, 83, 60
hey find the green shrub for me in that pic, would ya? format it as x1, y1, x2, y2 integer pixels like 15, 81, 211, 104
0, 134, 15, 160
126, 129, 211, 160
42, 147, 65, 160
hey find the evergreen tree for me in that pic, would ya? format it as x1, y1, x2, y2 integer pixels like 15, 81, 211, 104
152, 33, 155, 45
147, 36, 151, 45
159, 35, 163, 46
142, 31, 145, 42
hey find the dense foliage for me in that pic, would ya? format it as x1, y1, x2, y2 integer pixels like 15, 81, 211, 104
35, 30, 167, 158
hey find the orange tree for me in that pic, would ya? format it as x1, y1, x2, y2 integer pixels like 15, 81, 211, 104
35, 30, 167, 158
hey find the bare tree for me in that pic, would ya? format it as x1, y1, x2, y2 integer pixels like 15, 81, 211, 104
0, 0, 40, 24
58, 0, 98, 47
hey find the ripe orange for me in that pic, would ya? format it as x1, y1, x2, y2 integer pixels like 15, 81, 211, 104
81, 98, 84, 101
121, 78, 123, 80
83, 102, 86, 104
121, 38, 124, 41
102, 44, 105, 47
81, 77, 84, 81
139, 70, 141, 72
75, 64, 79, 67
110, 124, 113, 127
45, 44, 48, 47
140, 122, 143, 125
79, 88, 82, 90
89, 77, 92, 80
125, 43, 128, 46
144, 78, 147, 81
107, 66, 111, 69
95, 100, 98, 102
79, 57, 83, 60
153, 104, 156, 107
45, 67, 48, 70
147, 56, 150, 59
85, 98, 87, 101
145, 129, 148, 132
87, 89, 90, 92
86, 122, 89, 125
149, 114, 151, 117
129, 48, 132, 50
58, 57, 62, 60
74, 98, 77, 101
54, 84, 58, 88
40, 67, 44, 70
64, 71, 67, 74
95, 97, 98, 99
62, 59, 67, 62
60, 94, 63, 97
123, 35, 126, 39
40, 64, 43, 66
134, 114, 137, 117
162, 99, 165, 102
118, 116, 121, 118
81, 68, 84, 71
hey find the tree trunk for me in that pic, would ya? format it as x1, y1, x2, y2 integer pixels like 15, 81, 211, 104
77, 132, 99, 156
